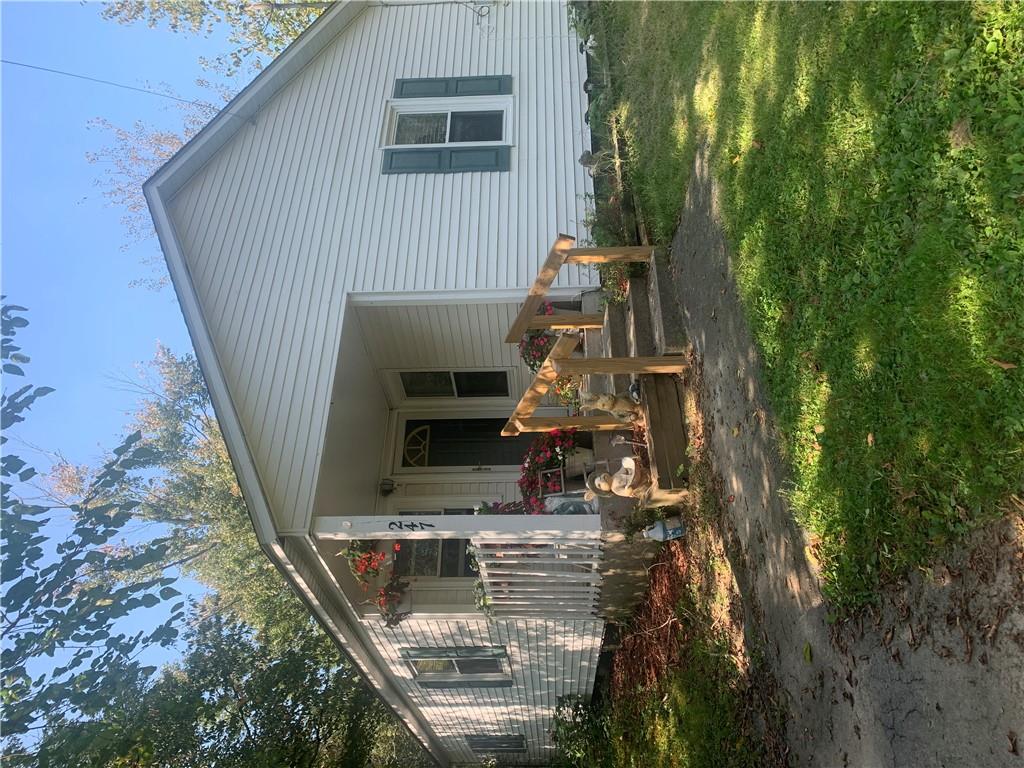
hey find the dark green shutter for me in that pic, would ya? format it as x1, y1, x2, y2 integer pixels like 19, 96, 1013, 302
394, 75, 512, 99
382, 146, 511, 174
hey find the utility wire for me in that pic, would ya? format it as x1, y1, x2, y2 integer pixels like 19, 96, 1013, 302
1, 58, 219, 110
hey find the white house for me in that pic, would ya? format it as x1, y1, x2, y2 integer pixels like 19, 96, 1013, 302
146, 1, 615, 764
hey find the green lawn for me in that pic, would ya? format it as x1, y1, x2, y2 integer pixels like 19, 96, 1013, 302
579, 1, 1024, 609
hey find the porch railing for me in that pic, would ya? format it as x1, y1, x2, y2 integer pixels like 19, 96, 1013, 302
501, 234, 683, 437
471, 532, 604, 618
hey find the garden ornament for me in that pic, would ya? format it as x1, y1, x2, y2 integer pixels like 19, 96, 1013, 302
579, 391, 640, 421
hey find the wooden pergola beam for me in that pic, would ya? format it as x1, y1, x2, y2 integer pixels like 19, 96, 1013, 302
501, 333, 580, 436
503, 234, 576, 343
565, 246, 653, 264
552, 356, 687, 376
526, 313, 604, 330
514, 416, 630, 432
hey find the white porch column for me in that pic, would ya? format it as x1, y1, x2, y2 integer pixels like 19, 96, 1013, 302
312, 514, 602, 541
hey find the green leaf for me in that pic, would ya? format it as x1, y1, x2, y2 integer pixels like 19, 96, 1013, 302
159, 586, 182, 600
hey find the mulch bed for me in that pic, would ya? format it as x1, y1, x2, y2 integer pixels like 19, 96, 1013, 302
609, 539, 690, 699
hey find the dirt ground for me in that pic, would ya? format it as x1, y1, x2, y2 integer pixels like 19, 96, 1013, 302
665, 142, 1024, 767
608, 376, 790, 766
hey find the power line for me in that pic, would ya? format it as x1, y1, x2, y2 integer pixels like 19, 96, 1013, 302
1, 58, 218, 110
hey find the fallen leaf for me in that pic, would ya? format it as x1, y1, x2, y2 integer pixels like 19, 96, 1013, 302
813, 424, 825, 435
751, 138, 764, 150
867, 432, 875, 447
989, 358, 1018, 370
726, 494, 735, 504
1009, 731, 1019, 756
803, 642, 813, 664
732, 425, 741, 437
949, 117, 972, 149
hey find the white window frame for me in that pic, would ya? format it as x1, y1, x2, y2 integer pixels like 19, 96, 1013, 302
403, 648, 511, 687
381, 95, 514, 149
383, 367, 515, 407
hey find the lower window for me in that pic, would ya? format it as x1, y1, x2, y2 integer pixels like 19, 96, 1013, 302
401, 647, 512, 689
466, 734, 526, 754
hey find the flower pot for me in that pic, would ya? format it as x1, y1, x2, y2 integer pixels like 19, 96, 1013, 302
564, 447, 594, 479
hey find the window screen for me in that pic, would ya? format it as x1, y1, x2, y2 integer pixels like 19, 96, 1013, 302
399, 371, 454, 398
411, 658, 456, 674
394, 113, 447, 145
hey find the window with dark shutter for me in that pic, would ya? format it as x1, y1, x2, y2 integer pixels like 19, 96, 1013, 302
382, 77, 513, 174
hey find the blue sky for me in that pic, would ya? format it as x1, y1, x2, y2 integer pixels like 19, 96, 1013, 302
3, 2, 264, 668
3, 1, 242, 466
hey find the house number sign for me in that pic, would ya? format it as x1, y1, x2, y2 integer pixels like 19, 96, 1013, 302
388, 520, 435, 531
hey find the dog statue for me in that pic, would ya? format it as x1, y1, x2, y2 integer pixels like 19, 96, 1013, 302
579, 391, 640, 422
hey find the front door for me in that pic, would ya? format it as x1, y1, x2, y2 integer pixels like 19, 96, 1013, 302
395, 415, 534, 473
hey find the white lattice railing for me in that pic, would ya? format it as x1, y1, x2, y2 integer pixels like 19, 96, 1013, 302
470, 532, 604, 618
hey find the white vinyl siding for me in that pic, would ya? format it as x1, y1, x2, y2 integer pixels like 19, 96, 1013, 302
365, 617, 603, 765
356, 302, 545, 410
166, 1, 592, 533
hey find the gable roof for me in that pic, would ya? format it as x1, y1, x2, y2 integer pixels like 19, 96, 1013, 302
144, 4, 448, 763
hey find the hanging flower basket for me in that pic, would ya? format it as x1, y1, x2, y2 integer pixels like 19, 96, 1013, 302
338, 541, 400, 586
375, 574, 411, 628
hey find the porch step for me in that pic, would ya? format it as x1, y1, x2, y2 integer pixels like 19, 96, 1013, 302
648, 248, 688, 356
639, 373, 689, 490
626, 276, 656, 357
603, 302, 632, 394
581, 291, 634, 395
581, 290, 609, 396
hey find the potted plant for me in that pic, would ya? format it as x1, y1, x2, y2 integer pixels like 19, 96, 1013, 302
375, 574, 410, 628
338, 541, 400, 587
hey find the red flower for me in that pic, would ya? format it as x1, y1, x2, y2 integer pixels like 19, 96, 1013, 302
393, 542, 401, 552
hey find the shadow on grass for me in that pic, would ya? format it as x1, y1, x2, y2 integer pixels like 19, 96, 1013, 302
582, 0, 1024, 609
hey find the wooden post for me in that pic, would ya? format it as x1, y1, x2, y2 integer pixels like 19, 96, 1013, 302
526, 313, 604, 330
552, 356, 687, 375
503, 234, 576, 343
501, 333, 581, 436
514, 416, 631, 432
565, 246, 653, 264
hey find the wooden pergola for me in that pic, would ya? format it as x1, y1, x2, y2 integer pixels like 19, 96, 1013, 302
501, 234, 687, 437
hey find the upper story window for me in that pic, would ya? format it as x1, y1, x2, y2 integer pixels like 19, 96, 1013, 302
382, 76, 513, 174
393, 110, 504, 146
